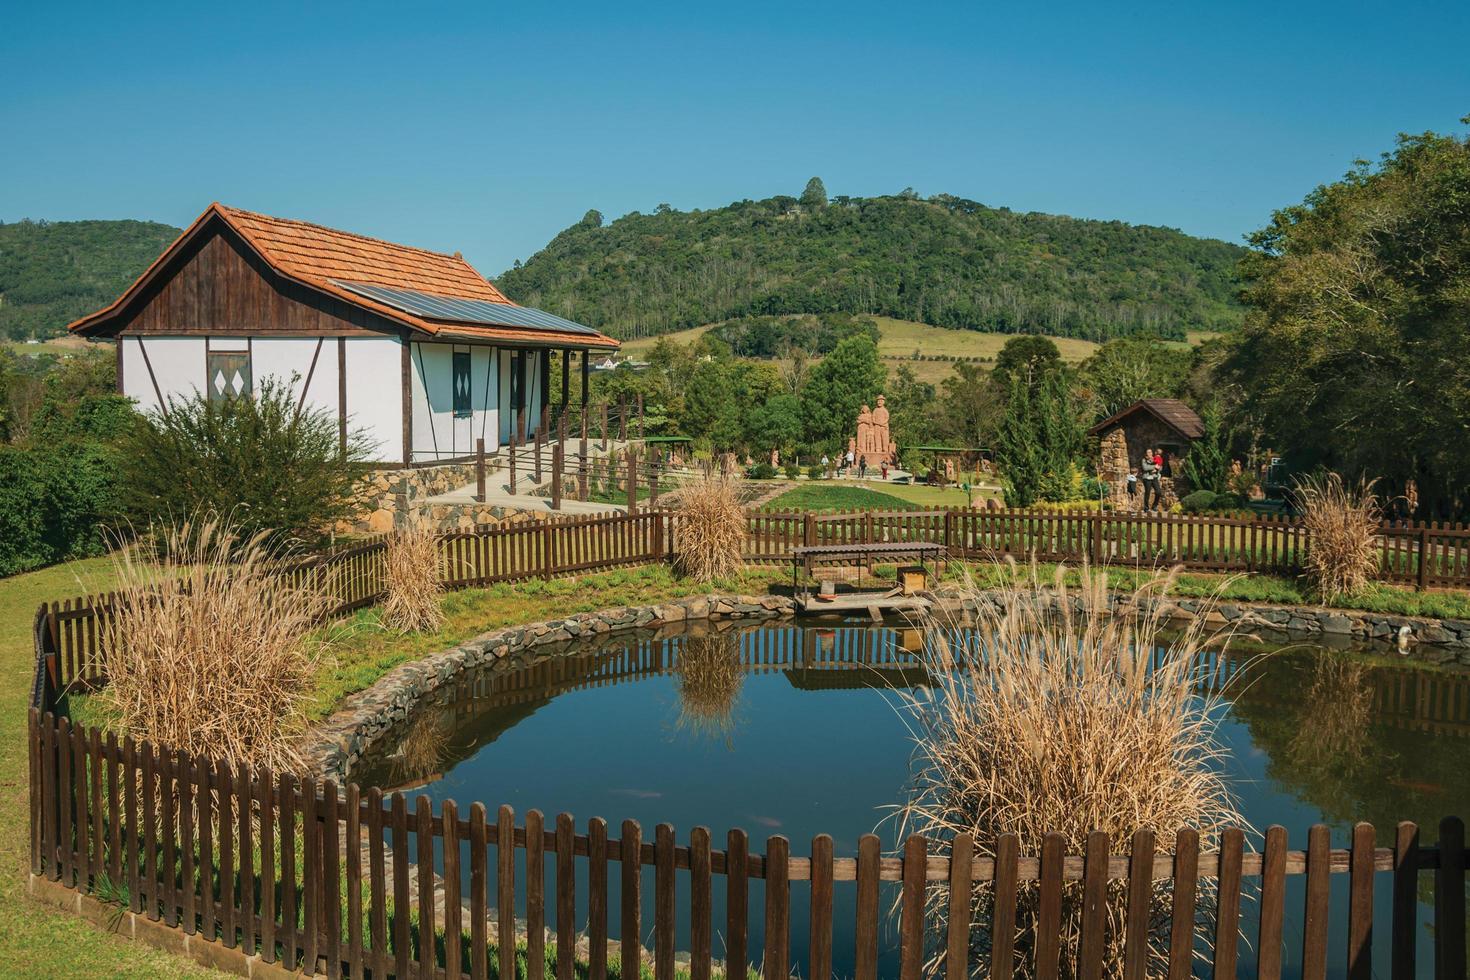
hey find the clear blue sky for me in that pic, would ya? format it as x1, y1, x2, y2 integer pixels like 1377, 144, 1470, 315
2, 0, 1466, 277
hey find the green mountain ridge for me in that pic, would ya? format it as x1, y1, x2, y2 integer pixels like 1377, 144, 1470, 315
0, 219, 183, 340
497, 189, 1248, 343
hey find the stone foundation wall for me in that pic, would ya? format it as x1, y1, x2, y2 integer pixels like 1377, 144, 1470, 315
342, 461, 505, 533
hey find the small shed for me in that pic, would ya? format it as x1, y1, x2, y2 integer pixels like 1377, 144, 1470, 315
1088, 398, 1203, 509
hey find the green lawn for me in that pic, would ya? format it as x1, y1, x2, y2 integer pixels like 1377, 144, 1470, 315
0, 558, 224, 977
303, 564, 785, 721
762, 483, 921, 513
765, 479, 1000, 512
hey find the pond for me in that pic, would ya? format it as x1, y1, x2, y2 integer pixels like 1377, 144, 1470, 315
354, 620, 1470, 977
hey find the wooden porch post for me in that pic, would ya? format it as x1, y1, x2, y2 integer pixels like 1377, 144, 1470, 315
626, 447, 637, 515
400, 333, 413, 465
535, 404, 547, 482
580, 353, 590, 460
476, 438, 486, 503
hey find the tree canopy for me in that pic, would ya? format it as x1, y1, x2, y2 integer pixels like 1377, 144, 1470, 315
1223, 120, 1470, 515
0, 219, 181, 339
499, 189, 1246, 343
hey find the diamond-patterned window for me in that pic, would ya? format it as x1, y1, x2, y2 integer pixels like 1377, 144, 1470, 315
452, 351, 472, 419
206, 351, 252, 403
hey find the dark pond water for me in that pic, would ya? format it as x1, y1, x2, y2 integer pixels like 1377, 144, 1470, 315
354, 620, 1470, 978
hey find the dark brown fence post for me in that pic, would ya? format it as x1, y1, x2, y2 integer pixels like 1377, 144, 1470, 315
601, 402, 609, 451
648, 458, 660, 509
653, 511, 665, 561
619, 395, 628, 441
1417, 525, 1429, 591
804, 512, 816, 548
475, 438, 486, 503
552, 443, 563, 511
542, 520, 554, 581
637, 393, 644, 438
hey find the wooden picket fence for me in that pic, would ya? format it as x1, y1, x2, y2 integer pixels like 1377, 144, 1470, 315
28, 711, 1468, 979
29, 508, 1470, 703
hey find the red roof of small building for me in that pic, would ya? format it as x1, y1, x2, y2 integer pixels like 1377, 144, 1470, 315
1087, 398, 1205, 440
69, 203, 618, 349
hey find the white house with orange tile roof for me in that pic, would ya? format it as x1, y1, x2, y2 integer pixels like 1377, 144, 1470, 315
68, 203, 619, 465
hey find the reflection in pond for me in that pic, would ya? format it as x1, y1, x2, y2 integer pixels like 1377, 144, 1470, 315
351, 620, 1470, 977
673, 632, 744, 746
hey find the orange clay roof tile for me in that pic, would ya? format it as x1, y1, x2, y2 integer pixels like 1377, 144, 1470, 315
216, 205, 512, 303
69, 203, 618, 349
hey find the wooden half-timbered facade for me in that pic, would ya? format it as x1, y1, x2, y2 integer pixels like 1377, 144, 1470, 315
69, 203, 618, 464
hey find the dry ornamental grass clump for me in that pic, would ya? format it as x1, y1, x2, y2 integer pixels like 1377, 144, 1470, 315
1296, 472, 1381, 600
381, 519, 445, 634
899, 561, 1247, 978
100, 517, 332, 773
674, 466, 747, 581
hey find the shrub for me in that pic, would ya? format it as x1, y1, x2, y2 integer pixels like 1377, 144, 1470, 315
674, 467, 747, 581
901, 562, 1244, 975
97, 517, 333, 771
806, 464, 826, 480
747, 462, 777, 480
0, 441, 120, 576
1179, 489, 1218, 513
116, 378, 373, 547
783, 462, 803, 480
381, 520, 445, 633
1297, 472, 1380, 599
1079, 475, 1105, 501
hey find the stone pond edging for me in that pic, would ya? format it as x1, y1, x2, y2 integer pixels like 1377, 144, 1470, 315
302, 586, 1470, 785
302, 593, 797, 782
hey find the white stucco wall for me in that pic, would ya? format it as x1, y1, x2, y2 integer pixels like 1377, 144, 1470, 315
121, 334, 405, 463
409, 341, 502, 462
250, 337, 338, 421
121, 336, 207, 413
492, 348, 547, 446
344, 336, 403, 463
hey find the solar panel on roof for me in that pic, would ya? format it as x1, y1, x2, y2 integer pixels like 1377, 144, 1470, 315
332, 280, 601, 337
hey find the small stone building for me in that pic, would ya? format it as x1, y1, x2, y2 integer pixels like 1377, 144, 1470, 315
1089, 398, 1204, 510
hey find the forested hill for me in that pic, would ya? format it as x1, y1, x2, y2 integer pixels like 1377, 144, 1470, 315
0, 219, 181, 340
497, 189, 1246, 342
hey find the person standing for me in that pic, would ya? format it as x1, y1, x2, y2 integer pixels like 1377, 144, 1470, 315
1126, 469, 1139, 506
1140, 449, 1161, 511
820, 453, 830, 478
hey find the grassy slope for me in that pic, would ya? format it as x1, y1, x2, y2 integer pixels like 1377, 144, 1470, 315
622, 316, 1112, 386
622, 316, 1099, 362
0, 558, 222, 977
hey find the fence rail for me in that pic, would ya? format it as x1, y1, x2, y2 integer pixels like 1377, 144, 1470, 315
30, 508, 1470, 704
28, 710, 1469, 979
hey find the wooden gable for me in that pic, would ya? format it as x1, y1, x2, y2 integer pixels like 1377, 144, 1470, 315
106, 218, 405, 338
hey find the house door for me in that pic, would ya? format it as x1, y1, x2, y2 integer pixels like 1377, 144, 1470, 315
451, 349, 473, 456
